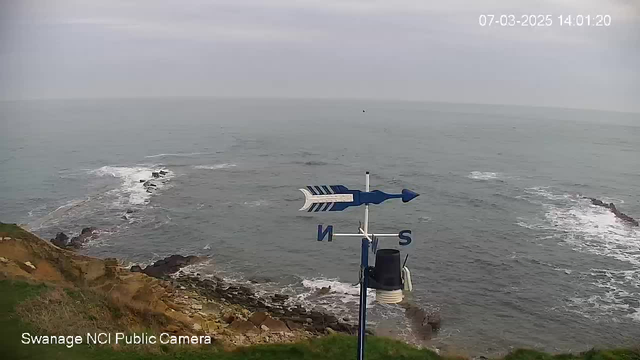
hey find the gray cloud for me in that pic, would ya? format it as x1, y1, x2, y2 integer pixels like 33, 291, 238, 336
1, 0, 638, 112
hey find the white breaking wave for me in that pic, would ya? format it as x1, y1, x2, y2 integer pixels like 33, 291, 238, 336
145, 152, 206, 158
194, 163, 236, 170
468, 171, 501, 181
518, 186, 640, 322
90, 166, 174, 205
519, 187, 639, 267
298, 277, 376, 307
243, 200, 269, 208
545, 204, 640, 267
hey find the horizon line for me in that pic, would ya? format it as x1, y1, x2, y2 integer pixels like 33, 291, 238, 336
0, 95, 638, 115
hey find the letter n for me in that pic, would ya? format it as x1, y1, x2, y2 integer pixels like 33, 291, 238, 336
317, 225, 333, 242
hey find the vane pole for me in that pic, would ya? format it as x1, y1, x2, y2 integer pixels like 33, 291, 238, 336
357, 236, 369, 360
357, 172, 371, 360
364, 172, 370, 236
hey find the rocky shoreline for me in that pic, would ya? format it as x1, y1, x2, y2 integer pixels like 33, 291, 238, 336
127, 253, 441, 343
39, 223, 441, 347
127, 254, 362, 336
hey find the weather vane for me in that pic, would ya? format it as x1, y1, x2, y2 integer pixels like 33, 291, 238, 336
299, 171, 419, 360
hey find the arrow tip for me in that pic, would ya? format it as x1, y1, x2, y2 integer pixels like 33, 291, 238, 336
401, 189, 419, 203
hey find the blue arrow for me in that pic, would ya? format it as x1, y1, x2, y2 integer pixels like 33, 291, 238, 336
299, 185, 419, 212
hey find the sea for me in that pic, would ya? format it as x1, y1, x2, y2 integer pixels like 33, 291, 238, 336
1, 98, 638, 355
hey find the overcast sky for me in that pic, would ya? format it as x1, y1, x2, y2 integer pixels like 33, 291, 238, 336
1, 0, 638, 112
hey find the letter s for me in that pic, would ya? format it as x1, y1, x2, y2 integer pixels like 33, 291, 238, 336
398, 230, 412, 246
22, 333, 30, 344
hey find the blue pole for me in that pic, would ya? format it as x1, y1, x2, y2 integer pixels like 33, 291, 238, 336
357, 237, 369, 360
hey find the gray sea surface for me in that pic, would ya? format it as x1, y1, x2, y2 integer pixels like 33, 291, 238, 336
1, 98, 639, 355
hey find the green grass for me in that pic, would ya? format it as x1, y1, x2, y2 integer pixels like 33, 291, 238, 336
0, 222, 37, 239
2, 279, 639, 360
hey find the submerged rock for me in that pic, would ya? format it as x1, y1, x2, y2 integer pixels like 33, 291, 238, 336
131, 254, 202, 279
248, 276, 273, 284
401, 301, 441, 340
68, 227, 97, 249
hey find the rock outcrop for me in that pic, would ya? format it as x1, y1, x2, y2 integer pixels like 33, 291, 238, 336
585, 197, 639, 226
401, 301, 442, 340
130, 254, 202, 278
50, 232, 69, 248
49, 227, 97, 249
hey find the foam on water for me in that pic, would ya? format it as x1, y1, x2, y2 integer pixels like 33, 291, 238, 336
145, 152, 207, 158
194, 163, 236, 170
90, 166, 174, 205
518, 186, 640, 322
545, 203, 640, 266
297, 277, 377, 308
243, 200, 269, 208
468, 171, 502, 181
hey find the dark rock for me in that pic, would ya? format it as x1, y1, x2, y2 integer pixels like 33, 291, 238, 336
80, 227, 95, 235
310, 311, 324, 320
152, 172, 160, 178
139, 255, 202, 278
50, 232, 69, 248
417, 323, 433, 340
126, 209, 134, 214
261, 317, 289, 332
586, 197, 639, 226
159, 170, 168, 175
324, 314, 338, 323
316, 286, 332, 295
140, 179, 146, 183
401, 301, 439, 340
222, 314, 236, 324
427, 312, 442, 331
130, 265, 143, 273
272, 294, 289, 302
248, 276, 273, 284
229, 319, 259, 334
286, 320, 303, 331
68, 227, 97, 249
249, 311, 268, 326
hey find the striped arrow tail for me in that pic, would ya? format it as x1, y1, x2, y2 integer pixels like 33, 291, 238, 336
299, 185, 354, 212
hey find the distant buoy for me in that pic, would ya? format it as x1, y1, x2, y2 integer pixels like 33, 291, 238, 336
363, 110, 365, 112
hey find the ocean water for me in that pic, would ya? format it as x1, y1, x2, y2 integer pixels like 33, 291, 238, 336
1, 98, 639, 355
